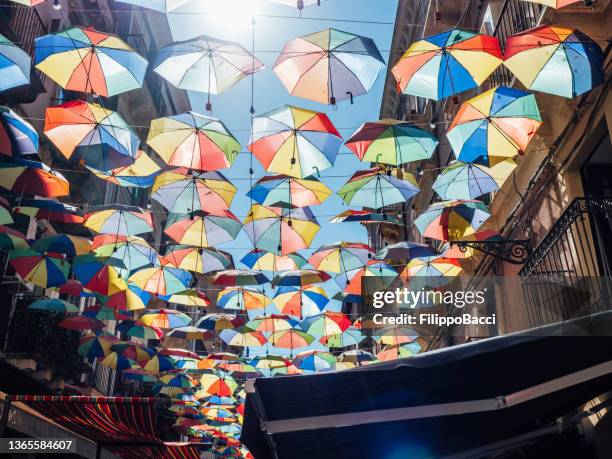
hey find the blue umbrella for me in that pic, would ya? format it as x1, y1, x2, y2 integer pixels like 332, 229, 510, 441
0, 107, 38, 157
0, 35, 30, 92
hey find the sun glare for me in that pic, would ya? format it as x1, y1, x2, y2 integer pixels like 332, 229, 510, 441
206, 0, 260, 26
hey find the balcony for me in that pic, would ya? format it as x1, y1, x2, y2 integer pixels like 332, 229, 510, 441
519, 197, 612, 327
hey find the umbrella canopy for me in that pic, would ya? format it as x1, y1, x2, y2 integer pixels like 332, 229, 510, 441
217, 287, 271, 312
105, 284, 151, 311
128, 266, 192, 296
248, 105, 342, 179
32, 234, 92, 257
392, 29, 502, 101
58, 314, 105, 331
293, 350, 336, 373
92, 234, 158, 272
336, 261, 397, 296
0, 158, 69, 197
35, 26, 147, 97
268, 329, 314, 352
0, 35, 30, 91
101, 352, 140, 371
73, 254, 128, 296
301, 311, 351, 338
195, 313, 245, 332
143, 354, 176, 375
211, 269, 269, 287
168, 326, 212, 341
84, 205, 154, 236
414, 200, 491, 241
28, 297, 79, 314
375, 241, 438, 261
84, 304, 131, 321
246, 314, 297, 333
273, 286, 328, 319
0, 199, 12, 225
86, 150, 160, 188
433, 159, 517, 200
147, 112, 242, 171
78, 335, 119, 360
151, 168, 236, 213
320, 326, 364, 348
402, 256, 463, 284
374, 328, 419, 346
162, 245, 231, 274
338, 167, 419, 209
44, 100, 139, 170
164, 209, 241, 247
377, 343, 421, 361
244, 205, 320, 256
160, 289, 211, 307
0, 225, 28, 250
119, 320, 165, 340
0, 106, 38, 157
271, 269, 331, 287
197, 373, 238, 397
309, 241, 373, 273
329, 210, 401, 225
248, 174, 332, 208
338, 349, 376, 364
12, 198, 83, 224
240, 249, 307, 272
504, 25, 604, 98
115, 0, 193, 13
447, 86, 542, 166
140, 308, 192, 328
153, 34, 263, 98
274, 28, 385, 105
346, 120, 438, 166
9, 250, 69, 288
220, 328, 267, 347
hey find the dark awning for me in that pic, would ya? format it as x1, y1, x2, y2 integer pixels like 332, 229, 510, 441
241, 317, 612, 459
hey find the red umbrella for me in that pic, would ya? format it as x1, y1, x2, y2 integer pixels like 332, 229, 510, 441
58, 315, 105, 331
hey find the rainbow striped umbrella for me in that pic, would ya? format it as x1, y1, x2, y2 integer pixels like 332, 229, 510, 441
504, 25, 604, 98
195, 313, 245, 332
248, 106, 343, 178
105, 284, 151, 311
101, 353, 140, 371
244, 205, 320, 256
293, 350, 336, 373
147, 112, 241, 172
28, 297, 79, 314
211, 270, 269, 287
92, 234, 158, 273
32, 234, 92, 257
0, 225, 28, 250
160, 289, 211, 307
377, 343, 421, 361
197, 372, 238, 398
309, 241, 373, 273
73, 254, 128, 296
374, 328, 419, 346
44, 101, 139, 170
338, 167, 420, 209
77, 335, 119, 360
402, 256, 463, 287
336, 261, 397, 296
246, 314, 297, 333
12, 198, 83, 224
433, 159, 517, 200
240, 249, 307, 272
320, 327, 364, 348
268, 329, 314, 353
0, 158, 69, 197
0, 106, 38, 156
143, 354, 176, 375
129, 266, 192, 296
447, 87, 542, 166
300, 311, 351, 338
414, 200, 490, 241
346, 120, 438, 166
274, 29, 385, 105
217, 287, 271, 312
162, 245, 231, 274
392, 29, 502, 101
10, 250, 69, 288
273, 286, 328, 319
151, 168, 236, 214
140, 308, 192, 328
164, 210, 241, 247
34, 26, 147, 97
84, 205, 154, 236
86, 150, 160, 188
219, 328, 267, 347
248, 174, 332, 208
271, 269, 331, 288
118, 320, 164, 340
0, 35, 30, 92
168, 326, 212, 341
329, 210, 401, 225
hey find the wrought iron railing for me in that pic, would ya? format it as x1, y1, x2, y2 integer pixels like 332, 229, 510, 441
519, 198, 612, 326
488, 0, 545, 87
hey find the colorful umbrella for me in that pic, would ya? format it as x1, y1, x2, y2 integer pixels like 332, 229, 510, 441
119, 320, 165, 340
244, 205, 320, 256
164, 210, 241, 247
239, 249, 307, 272
447, 87, 542, 166
9, 250, 69, 288
160, 289, 211, 307
377, 343, 421, 361
0, 225, 28, 250
84, 304, 131, 321
248, 174, 333, 208
168, 326, 212, 341
392, 29, 502, 101
402, 256, 463, 285
504, 25, 604, 98
35, 26, 147, 97
162, 245, 231, 274
140, 308, 192, 328
197, 373, 238, 397
413, 200, 490, 241
28, 297, 79, 314
160, 372, 196, 390
309, 241, 373, 273
73, 254, 128, 296
338, 349, 375, 364
44, 100, 139, 170
32, 234, 92, 257
0, 35, 30, 92
211, 269, 269, 287
77, 335, 119, 360
0, 106, 38, 156
101, 352, 140, 371
433, 159, 517, 200
329, 210, 401, 225
346, 120, 438, 166
143, 354, 176, 375
246, 314, 297, 333
84, 205, 154, 236
58, 314, 105, 331
128, 266, 192, 296
274, 29, 385, 105
195, 314, 245, 332
293, 350, 336, 373
375, 241, 437, 261
271, 269, 331, 287
335, 261, 397, 295
320, 326, 364, 348
273, 285, 328, 319
151, 168, 236, 213
301, 311, 351, 338
12, 198, 83, 224
0, 158, 69, 197
248, 105, 343, 178
110, 342, 154, 367
217, 287, 271, 312
105, 284, 151, 311
338, 167, 419, 209
268, 329, 314, 352
374, 328, 418, 346
92, 234, 158, 272
220, 328, 267, 347
86, 150, 161, 188
147, 112, 242, 171
153, 35, 263, 107
0, 198, 12, 225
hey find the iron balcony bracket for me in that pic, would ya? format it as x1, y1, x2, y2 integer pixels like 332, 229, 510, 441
449, 239, 532, 265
